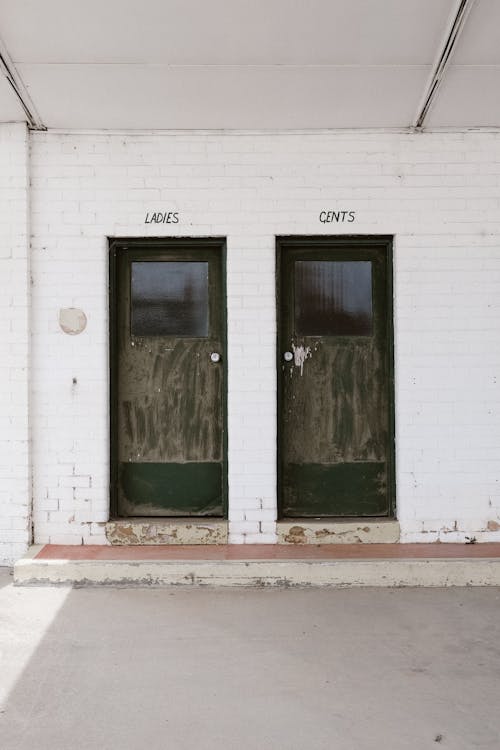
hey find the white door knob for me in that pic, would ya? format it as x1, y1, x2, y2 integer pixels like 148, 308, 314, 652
283, 351, 293, 362
210, 352, 221, 363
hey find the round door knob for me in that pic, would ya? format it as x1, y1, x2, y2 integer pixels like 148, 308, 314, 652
283, 351, 293, 362
210, 352, 221, 363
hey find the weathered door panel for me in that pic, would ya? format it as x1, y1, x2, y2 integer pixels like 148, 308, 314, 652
278, 238, 394, 517
111, 240, 226, 517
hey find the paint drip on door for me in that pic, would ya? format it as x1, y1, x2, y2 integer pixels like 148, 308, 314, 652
292, 344, 311, 375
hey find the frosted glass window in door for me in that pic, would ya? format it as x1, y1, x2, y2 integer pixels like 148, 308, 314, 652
131, 261, 209, 336
294, 260, 373, 336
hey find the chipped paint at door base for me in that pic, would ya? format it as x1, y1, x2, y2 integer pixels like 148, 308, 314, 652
106, 519, 228, 545
277, 520, 400, 544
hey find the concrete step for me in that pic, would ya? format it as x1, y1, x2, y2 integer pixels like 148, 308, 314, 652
14, 543, 500, 587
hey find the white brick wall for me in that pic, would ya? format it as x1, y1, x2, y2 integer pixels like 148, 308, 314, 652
0, 123, 31, 565
24, 129, 500, 549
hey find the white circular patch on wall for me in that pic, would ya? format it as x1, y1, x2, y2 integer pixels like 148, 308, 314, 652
59, 308, 87, 335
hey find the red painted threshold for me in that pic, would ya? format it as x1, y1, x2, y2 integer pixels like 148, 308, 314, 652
35, 543, 500, 562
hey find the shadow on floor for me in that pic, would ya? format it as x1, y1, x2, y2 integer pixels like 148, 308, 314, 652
0, 566, 13, 589
1, 585, 500, 750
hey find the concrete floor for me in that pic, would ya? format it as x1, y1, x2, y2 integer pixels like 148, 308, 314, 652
0, 568, 499, 750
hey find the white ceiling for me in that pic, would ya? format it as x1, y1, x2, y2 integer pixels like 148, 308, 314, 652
426, 0, 500, 127
0, 0, 497, 130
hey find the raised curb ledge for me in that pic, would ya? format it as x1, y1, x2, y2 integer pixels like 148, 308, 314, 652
13, 557, 500, 587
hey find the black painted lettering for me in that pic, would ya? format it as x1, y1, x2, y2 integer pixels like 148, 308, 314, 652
319, 209, 355, 223
145, 209, 180, 223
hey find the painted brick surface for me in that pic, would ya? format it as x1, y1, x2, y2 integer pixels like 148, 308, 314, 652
25, 130, 500, 548
0, 123, 30, 564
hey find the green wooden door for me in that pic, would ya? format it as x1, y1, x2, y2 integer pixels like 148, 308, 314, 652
111, 239, 226, 517
278, 237, 394, 517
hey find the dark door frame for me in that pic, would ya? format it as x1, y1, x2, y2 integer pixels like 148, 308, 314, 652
276, 235, 396, 519
108, 236, 228, 519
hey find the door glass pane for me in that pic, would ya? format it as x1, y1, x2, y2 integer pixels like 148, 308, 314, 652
131, 261, 209, 336
295, 260, 372, 336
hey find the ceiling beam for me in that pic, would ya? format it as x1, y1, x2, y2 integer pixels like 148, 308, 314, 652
0, 34, 45, 130
412, 0, 476, 129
